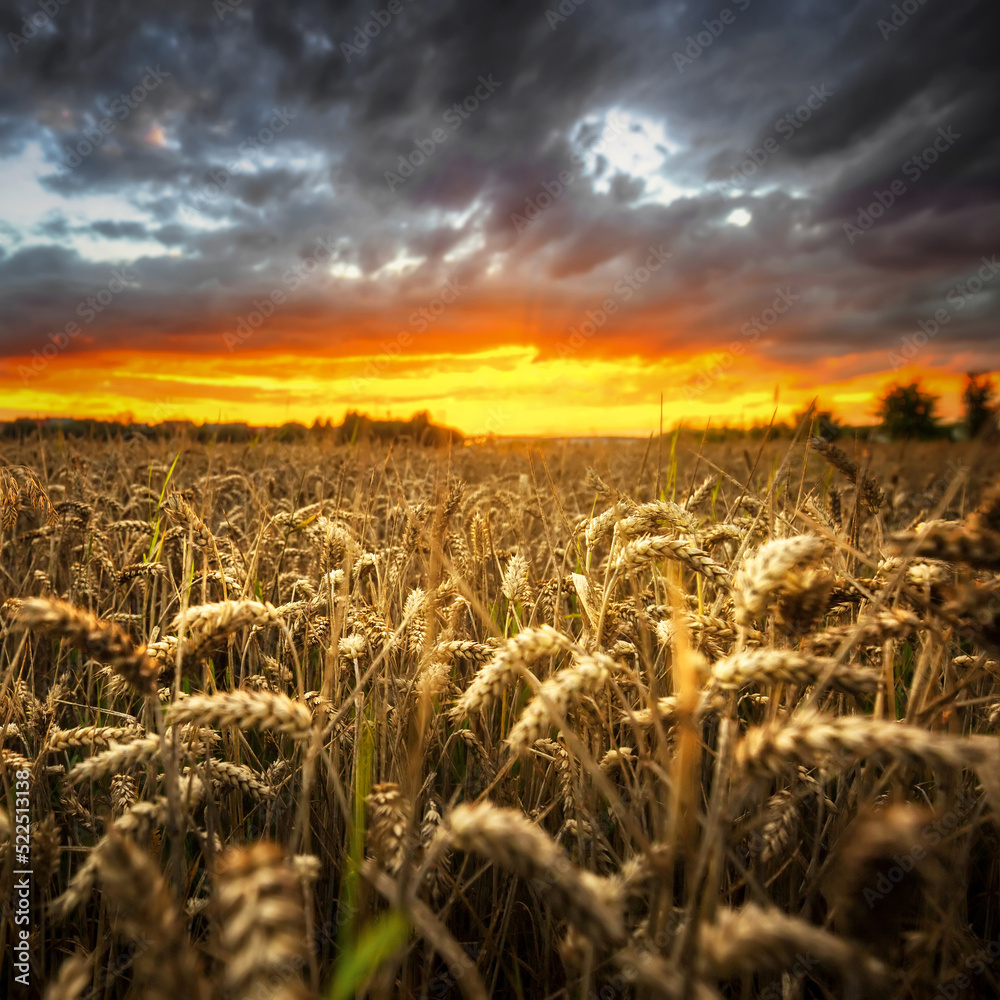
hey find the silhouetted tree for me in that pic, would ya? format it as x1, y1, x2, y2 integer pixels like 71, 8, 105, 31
964, 372, 997, 439
877, 381, 939, 439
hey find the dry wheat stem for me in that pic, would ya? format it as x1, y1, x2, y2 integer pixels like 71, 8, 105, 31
446, 801, 625, 948
451, 624, 574, 720
737, 710, 998, 777
10, 597, 159, 694
164, 691, 313, 740
708, 649, 880, 696
697, 903, 887, 982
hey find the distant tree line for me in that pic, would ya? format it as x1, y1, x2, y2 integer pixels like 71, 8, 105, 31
0, 410, 464, 446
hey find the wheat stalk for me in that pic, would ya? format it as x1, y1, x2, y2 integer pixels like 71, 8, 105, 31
733, 535, 827, 627
447, 801, 625, 948
708, 649, 879, 696
738, 710, 998, 777
9, 597, 159, 694
451, 624, 574, 720
506, 652, 615, 751
212, 842, 310, 1000
697, 903, 887, 982
165, 691, 313, 741
613, 534, 729, 583
94, 833, 209, 1000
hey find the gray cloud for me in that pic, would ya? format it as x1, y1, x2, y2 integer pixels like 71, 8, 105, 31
0, 0, 996, 378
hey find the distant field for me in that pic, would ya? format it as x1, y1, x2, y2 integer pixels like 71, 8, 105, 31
2, 433, 999, 999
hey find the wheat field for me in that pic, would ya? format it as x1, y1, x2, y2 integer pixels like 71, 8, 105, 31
1, 429, 999, 999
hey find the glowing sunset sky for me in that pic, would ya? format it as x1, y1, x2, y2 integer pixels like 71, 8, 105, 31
1, 0, 997, 436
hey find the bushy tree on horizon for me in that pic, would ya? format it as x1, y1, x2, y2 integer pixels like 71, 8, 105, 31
877, 381, 940, 440
964, 372, 997, 439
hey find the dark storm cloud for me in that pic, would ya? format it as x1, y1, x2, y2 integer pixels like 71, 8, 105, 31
0, 0, 997, 372
90, 220, 149, 240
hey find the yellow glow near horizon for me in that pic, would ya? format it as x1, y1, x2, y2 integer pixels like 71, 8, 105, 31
1, 347, 989, 437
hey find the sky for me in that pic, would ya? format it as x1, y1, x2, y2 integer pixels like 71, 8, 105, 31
0, 0, 997, 437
